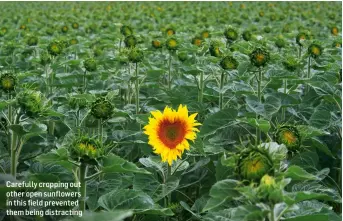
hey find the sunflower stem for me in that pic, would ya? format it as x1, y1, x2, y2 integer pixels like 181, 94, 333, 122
98, 119, 103, 143
219, 71, 225, 110
135, 62, 139, 114
306, 56, 311, 93
256, 68, 262, 146
298, 46, 302, 59
83, 70, 87, 94
281, 79, 287, 121
79, 162, 87, 212
168, 52, 172, 90
198, 71, 204, 104
167, 164, 171, 205
128, 64, 131, 104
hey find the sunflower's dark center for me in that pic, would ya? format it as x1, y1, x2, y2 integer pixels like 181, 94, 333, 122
256, 54, 265, 62
158, 120, 186, 149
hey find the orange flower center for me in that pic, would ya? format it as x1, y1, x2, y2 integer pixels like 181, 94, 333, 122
283, 131, 296, 144
256, 54, 265, 62
332, 28, 338, 35
158, 120, 186, 149
194, 39, 202, 46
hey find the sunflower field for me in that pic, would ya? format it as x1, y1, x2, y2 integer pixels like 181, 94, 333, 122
0, 1, 342, 221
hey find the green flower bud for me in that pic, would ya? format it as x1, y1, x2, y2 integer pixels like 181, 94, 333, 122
128, 48, 144, 63
69, 38, 78, 45
0, 27, 7, 37
242, 30, 252, 41
220, 55, 239, 70
332, 40, 342, 48
192, 36, 203, 47
209, 41, 222, 57
166, 38, 178, 51
275, 125, 301, 152
166, 28, 175, 36
238, 148, 273, 181
84, 58, 97, 72
308, 43, 323, 58
27, 36, 38, 46
124, 35, 137, 48
17, 90, 44, 117
40, 51, 51, 66
201, 30, 210, 39
296, 32, 309, 46
152, 40, 162, 49
0, 73, 16, 92
47, 41, 63, 56
282, 56, 300, 72
61, 25, 68, 33
72, 22, 79, 29
264, 26, 271, 33
224, 27, 238, 42
177, 51, 188, 62
331, 26, 339, 36
250, 48, 270, 67
120, 25, 133, 37
91, 97, 114, 119
275, 36, 286, 49
70, 136, 103, 165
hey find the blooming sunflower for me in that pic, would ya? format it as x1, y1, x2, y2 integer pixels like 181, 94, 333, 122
250, 48, 270, 67
331, 26, 339, 36
144, 105, 201, 165
0, 73, 16, 92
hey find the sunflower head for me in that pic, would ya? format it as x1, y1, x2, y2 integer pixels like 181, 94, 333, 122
144, 105, 201, 165
257, 174, 283, 204
250, 48, 270, 67
220, 55, 239, 70
47, 41, 63, 56
120, 25, 133, 37
259, 11, 264, 17
264, 26, 271, 33
128, 48, 144, 63
166, 28, 175, 36
40, 51, 51, 66
70, 136, 103, 164
19, 24, 26, 30
84, 58, 97, 72
124, 35, 137, 48
275, 36, 286, 49
192, 36, 203, 47
237, 148, 273, 182
152, 40, 162, 49
283, 56, 299, 72
61, 25, 69, 33
166, 38, 179, 51
242, 30, 252, 41
296, 32, 309, 46
17, 90, 44, 117
275, 125, 301, 152
27, 36, 38, 46
209, 41, 222, 57
178, 51, 188, 62
331, 26, 339, 36
282, 25, 290, 33
224, 27, 238, 42
201, 30, 210, 39
270, 14, 277, 21
0, 73, 16, 93
308, 43, 323, 58
91, 97, 114, 119
69, 38, 78, 45
68, 95, 88, 110
332, 40, 342, 48
0, 27, 7, 37
72, 22, 79, 29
